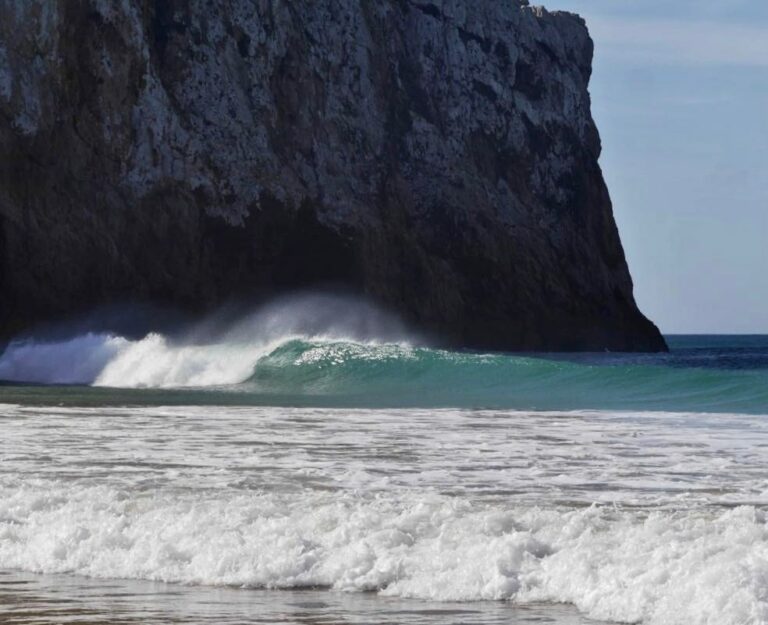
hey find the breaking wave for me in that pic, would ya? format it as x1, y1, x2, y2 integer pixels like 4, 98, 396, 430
0, 296, 767, 413
0, 294, 411, 388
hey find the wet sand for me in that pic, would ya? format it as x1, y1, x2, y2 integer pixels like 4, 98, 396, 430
0, 570, 608, 625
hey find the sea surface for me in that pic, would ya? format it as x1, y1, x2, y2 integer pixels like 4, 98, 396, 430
0, 299, 766, 624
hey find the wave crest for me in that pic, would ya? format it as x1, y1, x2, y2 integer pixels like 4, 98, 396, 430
0, 294, 412, 388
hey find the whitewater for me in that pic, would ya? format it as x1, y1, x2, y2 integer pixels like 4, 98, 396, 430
1, 297, 767, 625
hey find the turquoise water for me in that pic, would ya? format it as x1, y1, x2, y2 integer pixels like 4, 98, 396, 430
242, 334, 768, 412
0, 334, 766, 414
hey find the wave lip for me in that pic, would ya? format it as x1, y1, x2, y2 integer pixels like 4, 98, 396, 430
243, 338, 768, 413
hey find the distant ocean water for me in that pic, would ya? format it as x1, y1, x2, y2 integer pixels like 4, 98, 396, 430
0, 299, 766, 624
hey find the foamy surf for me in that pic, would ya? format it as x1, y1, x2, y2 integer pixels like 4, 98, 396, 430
2, 397, 768, 624
1, 484, 765, 625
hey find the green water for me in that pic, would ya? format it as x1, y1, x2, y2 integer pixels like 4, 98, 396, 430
1, 335, 766, 413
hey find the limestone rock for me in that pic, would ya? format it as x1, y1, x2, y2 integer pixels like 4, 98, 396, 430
0, 0, 666, 351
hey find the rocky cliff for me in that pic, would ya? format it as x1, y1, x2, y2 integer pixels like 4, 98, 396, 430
0, 0, 666, 351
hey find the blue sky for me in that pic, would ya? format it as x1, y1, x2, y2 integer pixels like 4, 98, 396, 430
550, 0, 768, 333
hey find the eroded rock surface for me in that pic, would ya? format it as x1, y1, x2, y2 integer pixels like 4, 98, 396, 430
0, 0, 666, 351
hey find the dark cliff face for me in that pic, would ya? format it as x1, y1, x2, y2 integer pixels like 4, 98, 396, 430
0, 0, 666, 351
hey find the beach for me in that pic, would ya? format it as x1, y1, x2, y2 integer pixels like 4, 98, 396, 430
1, 336, 767, 625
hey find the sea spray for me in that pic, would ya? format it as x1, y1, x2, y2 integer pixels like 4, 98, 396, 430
0, 333, 129, 385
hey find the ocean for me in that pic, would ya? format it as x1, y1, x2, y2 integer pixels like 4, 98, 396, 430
0, 299, 766, 625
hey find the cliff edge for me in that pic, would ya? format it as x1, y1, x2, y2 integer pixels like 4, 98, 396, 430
0, 0, 666, 351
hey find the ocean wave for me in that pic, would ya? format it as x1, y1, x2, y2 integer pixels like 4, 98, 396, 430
0, 294, 412, 388
1, 335, 768, 412
0, 297, 767, 413
245, 339, 768, 412
0, 484, 765, 625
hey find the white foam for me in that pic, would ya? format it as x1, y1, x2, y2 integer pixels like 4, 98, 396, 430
0, 485, 765, 625
94, 333, 279, 388
0, 331, 276, 388
0, 294, 412, 387
2, 403, 768, 623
